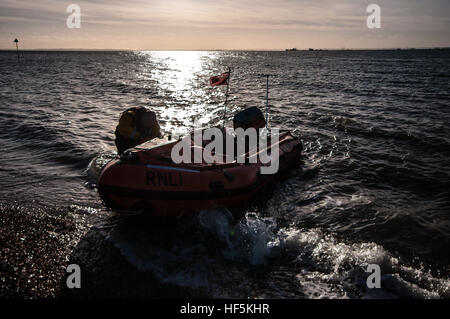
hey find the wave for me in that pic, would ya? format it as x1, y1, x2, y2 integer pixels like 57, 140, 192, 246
102, 209, 449, 298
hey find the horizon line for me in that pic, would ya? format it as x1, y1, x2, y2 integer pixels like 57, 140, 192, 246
1, 46, 449, 52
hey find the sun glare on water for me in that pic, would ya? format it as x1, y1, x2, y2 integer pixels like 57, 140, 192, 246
138, 51, 223, 135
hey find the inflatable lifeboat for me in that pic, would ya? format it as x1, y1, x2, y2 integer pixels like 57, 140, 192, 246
98, 107, 302, 215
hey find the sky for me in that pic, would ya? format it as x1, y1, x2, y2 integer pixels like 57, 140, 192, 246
0, 0, 449, 50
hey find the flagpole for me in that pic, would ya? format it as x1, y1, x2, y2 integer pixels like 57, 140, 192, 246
265, 74, 269, 129
223, 67, 231, 128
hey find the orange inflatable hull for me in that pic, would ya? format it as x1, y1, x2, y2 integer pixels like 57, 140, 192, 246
98, 129, 302, 215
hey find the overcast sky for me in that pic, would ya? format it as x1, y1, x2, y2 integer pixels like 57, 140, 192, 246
1, 0, 449, 50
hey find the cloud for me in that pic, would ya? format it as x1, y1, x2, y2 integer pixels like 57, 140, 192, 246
0, 0, 449, 49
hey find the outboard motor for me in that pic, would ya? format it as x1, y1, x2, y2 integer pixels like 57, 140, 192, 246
233, 107, 266, 160
233, 106, 266, 130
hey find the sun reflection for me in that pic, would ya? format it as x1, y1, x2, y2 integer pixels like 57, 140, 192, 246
137, 51, 223, 136
151, 51, 203, 92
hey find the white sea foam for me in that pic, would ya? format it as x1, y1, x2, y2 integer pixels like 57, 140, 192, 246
105, 209, 449, 298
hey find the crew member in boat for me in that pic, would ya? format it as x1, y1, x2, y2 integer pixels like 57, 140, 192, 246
115, 106, 162, 154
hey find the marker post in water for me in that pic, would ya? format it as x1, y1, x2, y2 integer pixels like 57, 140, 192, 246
13, 38, 20, 62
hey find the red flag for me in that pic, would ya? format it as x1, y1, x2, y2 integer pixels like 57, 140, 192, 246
210, 72, 230, 86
